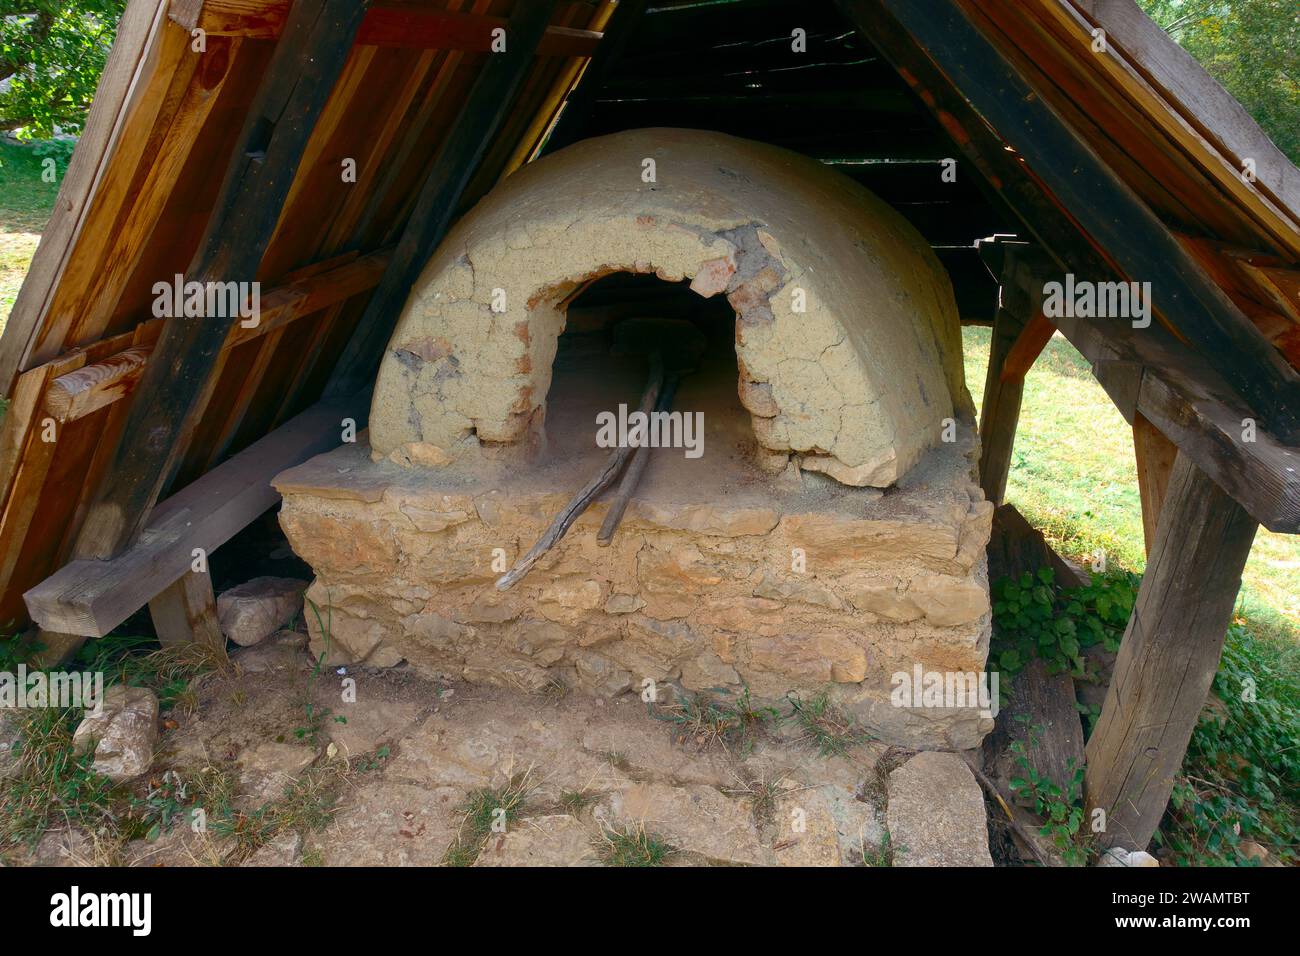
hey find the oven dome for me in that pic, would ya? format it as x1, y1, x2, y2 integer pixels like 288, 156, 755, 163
370, 128, 971, 487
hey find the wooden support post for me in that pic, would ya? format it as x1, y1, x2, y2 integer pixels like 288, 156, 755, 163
1132, 412, 1178, 555
70, 0, 367, 562
979, 305, 1028, 505
1084, 455, 1257, 851
325, 0, 560, 399
978, 243, 1056, 504
149, 569, 226, 652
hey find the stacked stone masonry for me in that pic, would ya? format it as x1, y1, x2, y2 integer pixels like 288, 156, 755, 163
277, 128, 994, 750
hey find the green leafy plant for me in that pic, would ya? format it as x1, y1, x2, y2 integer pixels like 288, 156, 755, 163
861, 829, 896, 867
596, 822, 673, 867
295, 598, 340, 745
991, 567, 1136, 694
1158, 620, 1299, 865
1008, 725, 1093, 866
124, 770, 189, 842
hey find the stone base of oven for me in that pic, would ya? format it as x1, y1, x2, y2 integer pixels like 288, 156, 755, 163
273, 429, 995, 750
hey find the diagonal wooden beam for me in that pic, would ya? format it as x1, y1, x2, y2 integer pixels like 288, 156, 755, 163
71, 0, 370, 562
993, 241, 1300, 532
324, 0, 561, 400
169, 0, 600, 55
541, 0, 648, 155
834, 0, 1300, 441
1000, 312, 1056, 384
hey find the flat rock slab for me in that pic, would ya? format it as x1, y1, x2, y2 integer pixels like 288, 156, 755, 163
475, 814, 597, 867
597, 782, 770, 866
887, 751, 993, 867
232, 629, 312, 675
236, 741, 316, 806
309, 782, 462, 866
772, 785, 884, 866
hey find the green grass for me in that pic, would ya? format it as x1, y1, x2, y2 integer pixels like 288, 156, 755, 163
963, 326, 1300, 624
0, 632, 225, 852
651, 686, 779, 755
0, 139, 62, 336
785, 689, 873, 757
595, 822, 673, 867
442, 771, 538, 866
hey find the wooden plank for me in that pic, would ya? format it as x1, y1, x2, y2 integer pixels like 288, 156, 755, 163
202, 328, 285, 467
1024, 0, 1300, 257
0, 416, 61, 628
983, 657, 1085, 808
0, 0, 171, 394
498, 0, 618, 179
1068, 0, 1300, 226
987, 503, 1090, 589
1132, 411, 1177, 555
226, 248, 391, 348
836, 0, 1300, 441
358, 8, 599, 57
325, 0, 562, 399
24, 394, 367, 638
977, 0, 1299, 259
44, 348, 153, 423
149, 568, 226, 650
38, 33, 244, 364
0, 410, 108, 627
1084, 453, 1257, 851
71, 0, 369, 561
169, 0, 601, 55
32, 249, 384, 435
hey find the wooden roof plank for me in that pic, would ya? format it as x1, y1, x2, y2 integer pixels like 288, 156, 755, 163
1069, 0, 1300, 229
71, 0, 371, 562
1030, 0, 1300, 258
0, 0, 172, 395
169, 0, 602, 55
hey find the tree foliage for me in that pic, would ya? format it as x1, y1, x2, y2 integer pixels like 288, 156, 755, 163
1137, 0, 1300, 164
0, 0, 125, 138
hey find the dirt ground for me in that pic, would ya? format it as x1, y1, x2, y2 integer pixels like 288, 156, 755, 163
17, 626, 916, 867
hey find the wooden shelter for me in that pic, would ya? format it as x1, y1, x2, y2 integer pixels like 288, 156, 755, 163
2, 0, 1298, 854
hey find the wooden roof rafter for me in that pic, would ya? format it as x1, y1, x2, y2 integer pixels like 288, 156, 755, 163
169, 0, 604, 55
834, 0, 1300, 446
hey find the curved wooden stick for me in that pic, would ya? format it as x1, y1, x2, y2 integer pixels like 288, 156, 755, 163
495, 351, 663, 590
597, 372, 680, 546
